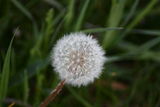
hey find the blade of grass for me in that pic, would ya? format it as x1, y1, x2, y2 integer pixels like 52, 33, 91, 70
51, 18, 65, 44
122, 0, 139, 26
23, 70, 29, 103
137, 37, 160, 52
11, 0, 38, 36
0, 31, 15, 105
127, 0, 158, 29
113, 36, 160, 62
53, 9, 66, 26
103, 0, 126, 49
125, 64, 157, 106
11, 57, 49, 88
119, 0, 158, 41
11, 0, 32, 20
67, 86, 92, 107
64, 0, 75, 29
43, 9, 54, 50
74, 0, 90, 31
81, 27, 123, 33
131, 29, 160, 36
81, 27, 160, 36
31, 9, 54, 59
121, 36, 160, 58
44, 0, 63, 11
34, 71, 44, 106
103, 0, 158, 49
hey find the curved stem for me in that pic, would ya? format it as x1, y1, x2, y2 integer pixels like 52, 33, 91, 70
40, 80, 65, 107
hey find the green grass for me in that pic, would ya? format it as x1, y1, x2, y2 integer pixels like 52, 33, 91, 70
0, 32, 14, 104
0, 0, 160, 107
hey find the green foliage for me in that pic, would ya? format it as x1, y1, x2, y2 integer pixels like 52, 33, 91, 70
0, 34, 14, 105
127, 0, 158, 29
103, 0, 126, 49
30, 9, 54, 60
0, 0, 160, 106
74, 0, 90, 31
23, 70, 29, 103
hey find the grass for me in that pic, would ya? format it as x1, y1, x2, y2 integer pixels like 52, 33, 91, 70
0, 0, 160, 107
0, 32, 14, 105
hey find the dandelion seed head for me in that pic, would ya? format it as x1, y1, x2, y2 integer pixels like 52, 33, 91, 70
51, 32, 106, 86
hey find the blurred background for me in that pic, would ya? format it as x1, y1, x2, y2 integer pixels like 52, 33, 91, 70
0, 0, 160, 107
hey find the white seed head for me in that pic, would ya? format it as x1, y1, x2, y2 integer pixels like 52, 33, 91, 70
51, 32, 106, 87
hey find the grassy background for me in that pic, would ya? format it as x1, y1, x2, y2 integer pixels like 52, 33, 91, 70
0, 0, 160, 106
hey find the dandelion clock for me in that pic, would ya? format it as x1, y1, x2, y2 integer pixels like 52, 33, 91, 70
40, 32, 106, 107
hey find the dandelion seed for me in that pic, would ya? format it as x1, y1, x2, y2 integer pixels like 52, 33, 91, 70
51, 32, 106, 86
40, 32, 106, 107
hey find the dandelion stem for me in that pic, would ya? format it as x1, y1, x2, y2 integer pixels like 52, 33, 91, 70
40, 80, 65, 107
